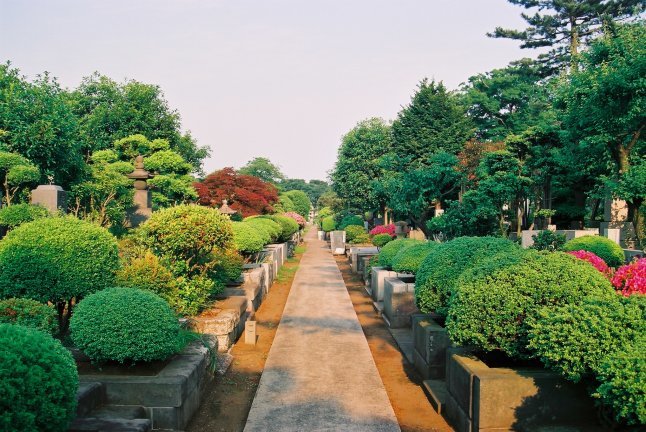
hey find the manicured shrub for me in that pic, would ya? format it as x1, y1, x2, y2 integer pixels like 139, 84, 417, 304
0, 323, 78, 432
567, 250, 611, 276
364, 255, 380, 281
562, 235, 625, 267
345, 224, 366, 242
530, 230, 566, 251
284, 190, 311, 218
284, 211, 306, 228
372, 233, 393, 248
231, 221, 266, 256
527, 295, 645, 382
0, 298, 57, 335
140, 204, 233, 277
244, 217, 281, 243
173, 275, 218, 316
338, 215, 364, 230
71, 288, 182, 363
594, 341, 646, 425
211, 248, 244, 284
378, 238, 423, 269
0, 203, 49, 230
116, 250, 178, 301
392, 242, 439, 274
262, 214, 299, 242
0, 217, 119, 332
415, 236, 520, 316
370, 224, 396, 237
447, 251, 616, 359
612, 258, 645, 296
350, 232, 371, 244
322, 216, 336, 232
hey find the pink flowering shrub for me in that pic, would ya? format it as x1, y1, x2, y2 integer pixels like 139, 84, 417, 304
612, 258, 645, 297
567, 250, 611, 277
283, 212, 306, 228
369, 224, 396, 238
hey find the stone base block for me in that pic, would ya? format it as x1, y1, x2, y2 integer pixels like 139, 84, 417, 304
413, 315, 450, 379
370, 267, 397, 302
422, 379, 448, 414
190, 296, 247, 352
383, 277, 418, 328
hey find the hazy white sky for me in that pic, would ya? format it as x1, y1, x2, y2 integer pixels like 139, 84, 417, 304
1, 0, 536, 181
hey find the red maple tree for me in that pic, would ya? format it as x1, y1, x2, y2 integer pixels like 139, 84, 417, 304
194, 167, 278, 217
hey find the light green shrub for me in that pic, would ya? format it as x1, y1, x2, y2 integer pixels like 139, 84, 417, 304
391, 242, 439, 274
231, 221, 266, 255
322, 216, 336, 232
562, 235, 625, 267
378, 238, 423, 269
0, 203, 50, 230
345, 224, 366, 242
372, 233, 393, 248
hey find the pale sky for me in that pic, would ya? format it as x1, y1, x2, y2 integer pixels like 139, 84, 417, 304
1, 0, 536, 181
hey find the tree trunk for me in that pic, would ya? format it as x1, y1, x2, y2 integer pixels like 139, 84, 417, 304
570, 17, 579, 72
627, 199, 643, 249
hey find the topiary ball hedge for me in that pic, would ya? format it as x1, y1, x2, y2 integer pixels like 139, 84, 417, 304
338, 215, 364, 230
378, 238, 423, 269
0, 203, 50, 230
243, 217, 282, 243
0, 298, 58, 335
562, 235, 625, 268
71, 288, 182, 363
0, 323, 78, 432
260, 215, 299, 242
231, 221, 266, 255
392, 242, 439, 274
345, 224, 366, 242
447, 251, 616, 359
415, 236, 520, 316
372, 233, 393, 248
322, 216, 336, 232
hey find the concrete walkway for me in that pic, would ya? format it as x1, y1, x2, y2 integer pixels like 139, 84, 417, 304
244, 229, 400, 432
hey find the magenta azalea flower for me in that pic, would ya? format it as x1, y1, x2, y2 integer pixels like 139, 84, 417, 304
612, 258, 645, 297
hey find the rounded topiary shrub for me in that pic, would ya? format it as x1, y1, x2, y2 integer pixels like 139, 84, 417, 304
392, 242, 439, 274
527, 295, 645, 383
283, 211, 305, 228
0, 217, 120, 331
261, 215, 299, 242
350, 231, 371, 245
231, 221, 266, 256
345, 224, 366, 242
322, 216, 336, 232
338, 215, 364, 230
0, 298, 58, 335
447, 251, 616, 359
0, 203, 49, 230
71, 288, 181, 363
211, 248, 244, 284
562, 235, 625, 267
378, 238, 423, 269
415, 236, 520, 316
0, 323, 78, 432
243, 217, 282, 243
372, 233, 393, 248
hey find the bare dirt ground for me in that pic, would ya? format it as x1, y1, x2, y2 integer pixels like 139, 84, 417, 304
334, 255, 454, 432
187, 246, 305, 432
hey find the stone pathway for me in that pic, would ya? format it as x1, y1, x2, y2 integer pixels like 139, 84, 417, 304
244, 229, 400, 432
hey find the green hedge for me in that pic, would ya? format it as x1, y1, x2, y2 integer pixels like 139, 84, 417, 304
345, 224, 366, 242
415, 236, 520, 316
71, 288, 182, 363
372, 233, 393, 248
244, 217, 282, 243
447, 251, 615, 359
338, 215, 363, 230
322, 216, 336, 232
562, 235, 625, 267
378, 238, 423, 269
0, 298, 58, 335
231, 221, 266, 255
260, 215, 299, 242
392, 242, 439, 274
211, 248, 244, 285
0, 323, 78, 432
0, 203, 50, 230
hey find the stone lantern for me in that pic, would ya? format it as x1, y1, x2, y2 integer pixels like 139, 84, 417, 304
218, 199, 237, 217
125, 155, 154, 227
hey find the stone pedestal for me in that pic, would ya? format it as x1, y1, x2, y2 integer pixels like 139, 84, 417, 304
126, 189, 153, 228
383, 277, 418, 328
413, 315, 450, 380
31, 185, 67, 213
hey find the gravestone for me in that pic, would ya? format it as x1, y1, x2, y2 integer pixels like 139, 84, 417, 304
330, 230, 346, 254
600, 198, 636, 248
31, 185, 67, 213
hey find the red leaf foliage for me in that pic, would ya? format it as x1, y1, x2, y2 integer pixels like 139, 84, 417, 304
194, 167, 279, 217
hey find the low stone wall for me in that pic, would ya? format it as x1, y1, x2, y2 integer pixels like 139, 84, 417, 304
383, 277, 418, 328
412, 315, 450, 380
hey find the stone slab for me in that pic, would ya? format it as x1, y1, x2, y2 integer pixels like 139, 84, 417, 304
412, 315, 450, 380
370, 267, 397, 302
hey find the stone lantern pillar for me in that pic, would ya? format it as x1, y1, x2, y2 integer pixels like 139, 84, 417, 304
218, 199, 237, 217
125, 155, 154, 228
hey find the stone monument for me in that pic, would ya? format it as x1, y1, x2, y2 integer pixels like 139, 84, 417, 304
600, 198, 635, 248
218, 199, 237, 217
125, 155, 154, 228
31, 184, 67, 213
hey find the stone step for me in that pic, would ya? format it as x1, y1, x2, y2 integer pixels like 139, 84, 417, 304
76, 382, 104, 417
88, 405, 147, 420
68, 417, 151, 432
422, 379, 448, 414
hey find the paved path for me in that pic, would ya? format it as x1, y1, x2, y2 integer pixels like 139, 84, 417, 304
244, 229, 400, 432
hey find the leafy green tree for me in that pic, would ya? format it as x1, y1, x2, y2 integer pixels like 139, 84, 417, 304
0, 151, 40, 206
489, 0, 644, 73
391, 80, 473, 165
612, 158, 646, 245
426, 190, 499, 240
0, 63, 83, 186
239, 157, 285, 184
280, 178, 330, 205
284, 190, 311, 218
317, 190, 344, 212
331, 118, 392, 211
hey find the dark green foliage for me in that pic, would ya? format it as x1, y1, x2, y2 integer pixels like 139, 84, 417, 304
0, 298, 57, 335
594, 340, 646, 425
531, 230, 566, 251
372, 233, 393, 248
447, 251, 615, 359
0, 203, 49, 230
280, 178, 330, 205
71, 288, 181, 363
238, 157, 284, 184
0, 323, 78, 432
378, 238, 423, 269
322, 216, 336, 232
527, 295, 645, 383
0, 217, 119, 332
426, 191, 499, 240
284, 190, 311, 218
231, 221, 266, 256
338, 215, 364, 230
415, 236, 520, 316
392, 242, 439, 274
344, 225, 366, 243
562, 235, 625, 267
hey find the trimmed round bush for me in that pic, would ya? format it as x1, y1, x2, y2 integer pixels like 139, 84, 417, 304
0, 323, 78, 432
338, 215, 364, 230
322, 216, 336, 232
231, 221, 266, 255
0, 203, 49, 230
392, 242, 439, 274
415, 236, 520, 316
283, 211, 306, 228
447, 251, 616, 359
345, 224, 366, 242
567, 250, 611, 276
211, 248, 244, 284
244, 217, 282, 243
350, 232, 371, 245
71, 288, 181, 363
370, 224, 396, 237
116, 250, 177, 301
372, 233, 393, 248
562, 235, 625, 267
262, 215, 299, 242
0, 298, 57, 335
527, 295, 645, 383
0, 217, 119, 330
378, 238, 423, 269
